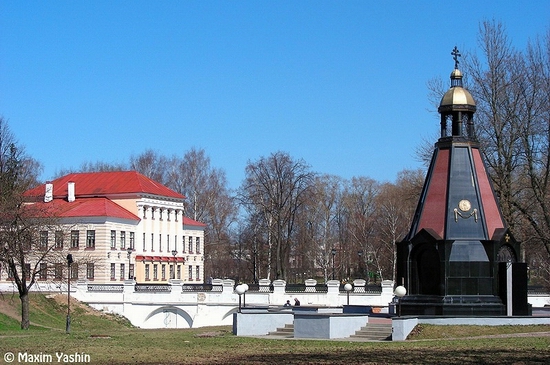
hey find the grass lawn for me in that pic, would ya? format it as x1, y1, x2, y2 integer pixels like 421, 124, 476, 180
1, 293, 549, 364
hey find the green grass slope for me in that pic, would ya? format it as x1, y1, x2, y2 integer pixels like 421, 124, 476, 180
0, 292, 132, 332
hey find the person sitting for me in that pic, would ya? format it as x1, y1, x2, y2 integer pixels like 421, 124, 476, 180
294, 298, 301, 306
284, 300, 291, 307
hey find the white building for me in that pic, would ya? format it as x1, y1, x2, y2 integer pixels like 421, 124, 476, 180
5, 171, 205, 284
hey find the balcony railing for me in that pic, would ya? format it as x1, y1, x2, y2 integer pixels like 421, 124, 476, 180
87, 284, 124, 292
135, 284, 171, 293
182, 284, 213, 292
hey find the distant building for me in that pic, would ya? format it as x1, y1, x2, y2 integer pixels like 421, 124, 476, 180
1, 171, 205, 285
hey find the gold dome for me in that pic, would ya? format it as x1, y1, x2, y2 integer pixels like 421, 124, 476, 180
438, 67, 476, 112
439, 87, 476, 108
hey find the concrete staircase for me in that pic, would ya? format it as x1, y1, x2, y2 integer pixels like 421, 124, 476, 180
349, 322, 392, 341
266, 320, 392, 341
267, 323, 294, 338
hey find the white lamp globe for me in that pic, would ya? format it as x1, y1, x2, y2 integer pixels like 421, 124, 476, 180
235, 284, 246, 295
344, 283, 353, 292
394, 285, 407, 297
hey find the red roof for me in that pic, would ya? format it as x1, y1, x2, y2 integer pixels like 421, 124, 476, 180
24, 171, 185, 200
31, 198, 140, 221
183, 216, 206, 228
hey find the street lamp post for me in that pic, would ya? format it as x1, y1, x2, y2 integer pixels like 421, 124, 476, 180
331, 248, 337, 280
394, 285, 407, 317
357, 250, 363, 278
171, 250, 178, 279
126, 247, 133, 280
66, 254, 73, 334
235, 284, 248, 312
344, 283, 353, 305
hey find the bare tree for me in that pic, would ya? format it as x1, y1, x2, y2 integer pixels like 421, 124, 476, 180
163, 148, 237, 280
0, 117, 59, 329
375, 169, 424, 282
129, 149, 168, 184
239, 152, 315, 280
309, 175, 343, 282
340, 177, 379, 282
54, 159, 128, 178
464, 22, 550, 263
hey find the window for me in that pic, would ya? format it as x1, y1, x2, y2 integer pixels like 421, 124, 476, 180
55, 231, 64, 249
188, 236, 193, 253
167, 235, 170, 252
159, 234, 162, 252
24, 264, 31, 279
153, 264, 158, 280
55, 264, 63, 280
151, 233, 154, 251
39, 263, 47, 280
70, 230, 79, 248
151, 208, 155, 220
70, 264, 78, 279
40, 231, 48, 250
120, 231, 126, 249
110, 263, 116, 280
159, 208, 163, 221
110, 230, 116, 248
129, 232, 135, 249
145, 264, 150, 280
161, 264, 166, 280
182, 236, 186, 253
86, 263, 94, 280
196, 237, 201, 254
177, 265, 181, 280
196, 266, 200, 281
129, 264, 134, 280
174, 210, 178, 222
143, 232, 146, 251
188, 265, 193, 280
86, 230, 95, 248
120, 264, 125, 280
170, 265, 174, 280
143, 206, 147, 219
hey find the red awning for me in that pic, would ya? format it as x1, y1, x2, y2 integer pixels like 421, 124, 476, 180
137, 255, 183, 262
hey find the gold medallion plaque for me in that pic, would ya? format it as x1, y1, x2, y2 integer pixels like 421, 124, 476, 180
458, 199, 471, 212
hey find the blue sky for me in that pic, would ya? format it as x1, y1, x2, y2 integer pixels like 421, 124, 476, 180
1, 1, 549, 189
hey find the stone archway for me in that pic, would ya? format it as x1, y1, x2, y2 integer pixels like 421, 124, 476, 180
144, 306, 193, 328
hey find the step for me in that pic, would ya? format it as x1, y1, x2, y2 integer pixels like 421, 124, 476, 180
267, 323, 294, 337
349, 323, 392, 341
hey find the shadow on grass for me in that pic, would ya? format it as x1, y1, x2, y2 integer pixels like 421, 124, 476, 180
220, 347, 549, 365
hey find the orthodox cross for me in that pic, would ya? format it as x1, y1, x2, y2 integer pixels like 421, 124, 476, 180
451, 46, 461, 69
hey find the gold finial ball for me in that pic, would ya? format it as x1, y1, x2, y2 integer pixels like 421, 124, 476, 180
450, 69, 463, 78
